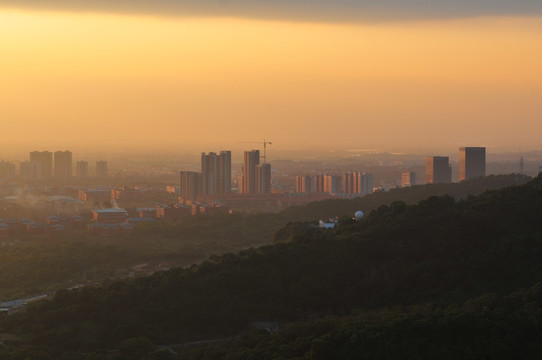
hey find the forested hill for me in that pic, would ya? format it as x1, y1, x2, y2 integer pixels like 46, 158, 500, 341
0, 175, 529, 304
281, 173, 531, 221
2, 174, 542, 359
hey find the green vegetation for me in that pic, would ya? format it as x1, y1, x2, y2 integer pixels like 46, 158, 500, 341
191, 284, 542, 359
0, 174, 541, 358
1, 174, 527, 301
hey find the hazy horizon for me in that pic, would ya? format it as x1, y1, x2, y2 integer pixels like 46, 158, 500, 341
1, 3, 541, 156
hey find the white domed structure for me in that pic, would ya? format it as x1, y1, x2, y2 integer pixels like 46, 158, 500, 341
354, 210, 364, 221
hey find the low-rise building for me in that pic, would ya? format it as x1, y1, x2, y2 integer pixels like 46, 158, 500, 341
92, 208, 128, 224
156, 204, 191, 220
79, 189, 112, 204
87, 222, 134, 237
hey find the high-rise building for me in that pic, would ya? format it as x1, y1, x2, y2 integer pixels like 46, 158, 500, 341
323, 174, 342, 194
459, 147, 486, 181
0, 161, 16, 180
296, 175, 313, 193
242, 150, 260, 194
342, 172, 355, 194
180, 171, 201, 202
219, 150, 232, 193
256, 163, 272, 194
96, 160, 108, 178
341, 171, 374, 195
425, 156, 452, 184
313, 174, 325, 193
201, 150, 231, 194
357, 172, 374, 195
54, 150, 72, 180
76, 161, 89, 178
295, 176, 303, 193
20, 161, 43, 180
201, 152, 219, 194
401, 171, 416, 187
29, 151, 53, 178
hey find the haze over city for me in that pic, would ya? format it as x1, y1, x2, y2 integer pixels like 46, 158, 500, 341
1, 1, 541, 154
2, 2, 542, 359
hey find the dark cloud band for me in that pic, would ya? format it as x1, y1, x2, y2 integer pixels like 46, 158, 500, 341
1, 0, 541, 22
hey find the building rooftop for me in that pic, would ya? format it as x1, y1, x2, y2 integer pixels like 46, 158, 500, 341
92, 208, 127, 214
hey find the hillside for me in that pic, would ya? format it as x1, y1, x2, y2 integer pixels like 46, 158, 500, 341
0, 174, 527, 302
1, 174, 541, 359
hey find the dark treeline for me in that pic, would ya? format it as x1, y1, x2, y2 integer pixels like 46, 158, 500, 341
1, 174, 526, 302
1, 174, 541, 358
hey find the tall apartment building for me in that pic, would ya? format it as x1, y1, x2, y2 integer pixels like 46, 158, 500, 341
20, 161, 43, 180
341, 171, 374, 195
323, 174, 342, 194
256, 163, 272, 194
296, 175, 313, 193
401, 171, 416, 187
201, 152, 219, 194
219, 150, 232, 193
357, 172, 374, 195
313, 174, 325, 193
425, 156, 452, 184
459, 147, 486, 181
342, 172, 356, 194
29, 151, 53, 178
242, 150, 260, 194
180, 171, 201, 203
54, 150, 72, 180
76, 160, 89, 178
201, 150, 231, 194
0, 161, 16, 180
96, 160, 108, 178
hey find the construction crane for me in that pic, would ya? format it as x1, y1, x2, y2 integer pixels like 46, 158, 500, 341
237, 139, 273, 163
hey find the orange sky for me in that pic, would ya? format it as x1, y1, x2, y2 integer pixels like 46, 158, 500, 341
0, 9, 541, 156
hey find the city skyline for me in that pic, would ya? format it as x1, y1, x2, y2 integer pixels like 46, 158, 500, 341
1, 2, 541, 357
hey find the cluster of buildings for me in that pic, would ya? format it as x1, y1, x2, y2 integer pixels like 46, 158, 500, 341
87, 208, 135, 237
240, 150, 271, 194
0, 151, 108, 181
295, 172, 374, 196
179, 151, 232, 202
87, 202, 232, 237
0, 215, 86, 237
78, 186, 145, 205
402, 147, 486, 186
179, 150, 272, 203
178, 149, 339, 212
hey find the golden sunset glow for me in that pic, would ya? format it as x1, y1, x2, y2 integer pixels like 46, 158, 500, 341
1, 9, 541, 153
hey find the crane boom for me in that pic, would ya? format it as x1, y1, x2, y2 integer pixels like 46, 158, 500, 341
236, 139, 272, 163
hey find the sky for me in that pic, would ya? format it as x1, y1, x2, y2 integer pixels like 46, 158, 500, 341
0, 1, 541, 157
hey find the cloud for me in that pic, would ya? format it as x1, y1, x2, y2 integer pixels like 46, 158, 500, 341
1, 0, 541, 22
